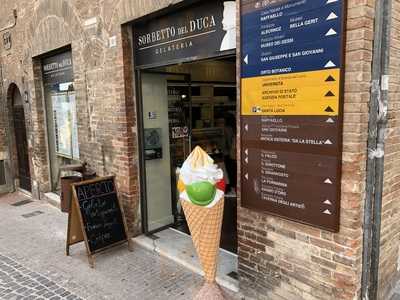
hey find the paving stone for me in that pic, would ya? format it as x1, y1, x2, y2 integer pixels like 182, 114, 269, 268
0, 193, 241, 300
0, 254, 81, 300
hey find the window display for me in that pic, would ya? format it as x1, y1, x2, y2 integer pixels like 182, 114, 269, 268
42, 50, 79, 192
51, 89, 79, 159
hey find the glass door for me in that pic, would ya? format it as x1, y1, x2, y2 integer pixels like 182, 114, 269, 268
138, 70, 192, 233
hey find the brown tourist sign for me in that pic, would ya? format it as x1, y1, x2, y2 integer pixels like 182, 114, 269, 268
240, 0, 347, 232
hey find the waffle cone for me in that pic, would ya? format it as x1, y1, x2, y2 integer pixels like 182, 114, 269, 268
181, 198, 224, 283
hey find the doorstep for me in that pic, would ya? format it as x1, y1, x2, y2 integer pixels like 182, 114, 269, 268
133, 228, 239, 293
42, 192, 61, 210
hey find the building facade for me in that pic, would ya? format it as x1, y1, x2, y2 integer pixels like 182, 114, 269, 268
0, 0, 399, 299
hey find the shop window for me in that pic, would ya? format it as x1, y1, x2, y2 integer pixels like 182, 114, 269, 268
42, 51, 79, 192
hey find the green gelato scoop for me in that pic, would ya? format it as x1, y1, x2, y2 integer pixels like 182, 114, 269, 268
186, 181, 217, 206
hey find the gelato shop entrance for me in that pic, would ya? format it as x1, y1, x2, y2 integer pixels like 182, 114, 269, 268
138, 60, 237, 252
133, 0, 237, 253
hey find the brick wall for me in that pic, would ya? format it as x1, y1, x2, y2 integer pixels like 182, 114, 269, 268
2, 0, 400, 299
237, 1, 375, 299
0, 0, 183, 234
378, 0, 400, 298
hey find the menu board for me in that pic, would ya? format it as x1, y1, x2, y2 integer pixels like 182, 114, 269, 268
240, 0, 346, 232
72, 177, 128, 253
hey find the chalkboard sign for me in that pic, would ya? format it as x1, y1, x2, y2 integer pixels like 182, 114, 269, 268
66, 176, 132, 267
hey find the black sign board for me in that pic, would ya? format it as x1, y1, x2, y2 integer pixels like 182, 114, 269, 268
66, 176, 132, 267
42, 51, 73, 86
240, 0, 347, 232
134, 0, 237, 68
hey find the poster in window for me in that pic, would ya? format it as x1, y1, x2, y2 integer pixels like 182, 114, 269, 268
51, 93, 79, 159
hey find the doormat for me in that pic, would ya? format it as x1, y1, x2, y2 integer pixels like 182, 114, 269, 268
11, 199, 33, 207
21, 211, 44, 218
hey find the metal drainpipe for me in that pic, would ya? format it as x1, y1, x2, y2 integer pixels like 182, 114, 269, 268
361, 0, 392, 299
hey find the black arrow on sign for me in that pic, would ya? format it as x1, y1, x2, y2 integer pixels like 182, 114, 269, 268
325, 91, 335, 97
325, 75, 336, 82
325, 106, 334, 112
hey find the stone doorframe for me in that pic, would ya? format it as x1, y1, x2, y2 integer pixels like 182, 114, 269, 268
4, 83, 30, 193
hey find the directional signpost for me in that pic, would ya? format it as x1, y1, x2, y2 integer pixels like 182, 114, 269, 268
240, 0, 346, 232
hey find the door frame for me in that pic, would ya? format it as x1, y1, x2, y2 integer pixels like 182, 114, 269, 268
4, 83, 32, 194
11, 88, 32, 192
135, 53, 237, 234
0, 86, 13, 194
0, 158, 13, 194
136, 69, 192, 234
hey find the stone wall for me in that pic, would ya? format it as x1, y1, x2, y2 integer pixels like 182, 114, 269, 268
237, 0, 375, 299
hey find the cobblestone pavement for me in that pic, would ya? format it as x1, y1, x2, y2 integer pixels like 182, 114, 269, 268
0, 254, 82, 300
0, 193, 240, 300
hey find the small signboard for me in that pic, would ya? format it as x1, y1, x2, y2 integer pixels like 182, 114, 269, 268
66, 176, 133, 267
240, 0, 346, 232
172, 126, 189, 139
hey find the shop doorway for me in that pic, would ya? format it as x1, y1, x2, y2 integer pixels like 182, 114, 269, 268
11, 87, 31, 192
138, 57, 237, 253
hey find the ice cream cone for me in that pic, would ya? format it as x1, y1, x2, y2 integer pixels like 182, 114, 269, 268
181, 197, 225, 283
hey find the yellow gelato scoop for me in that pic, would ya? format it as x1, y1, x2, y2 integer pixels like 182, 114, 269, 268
177, 178, 185, 193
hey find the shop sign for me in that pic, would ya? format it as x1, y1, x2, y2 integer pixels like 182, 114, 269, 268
42, 51, 73, 86
134, 0, 236, 67
240, 0, 347, 232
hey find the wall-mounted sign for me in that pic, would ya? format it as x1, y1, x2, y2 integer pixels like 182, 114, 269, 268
42, 51, 73, 86
134, 0, 236, 68
240, 0, 346, 232
3, 32, 11, 50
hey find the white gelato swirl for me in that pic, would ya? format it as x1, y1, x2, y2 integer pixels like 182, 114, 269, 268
179, 146, 223, 185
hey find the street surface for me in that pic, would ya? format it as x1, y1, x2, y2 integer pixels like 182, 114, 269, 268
0, 193, 238, 300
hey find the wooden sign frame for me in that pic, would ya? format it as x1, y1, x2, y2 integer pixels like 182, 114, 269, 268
66, 176, 133, 267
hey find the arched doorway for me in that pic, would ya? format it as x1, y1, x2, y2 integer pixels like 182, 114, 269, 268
10, 86, 31, 192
